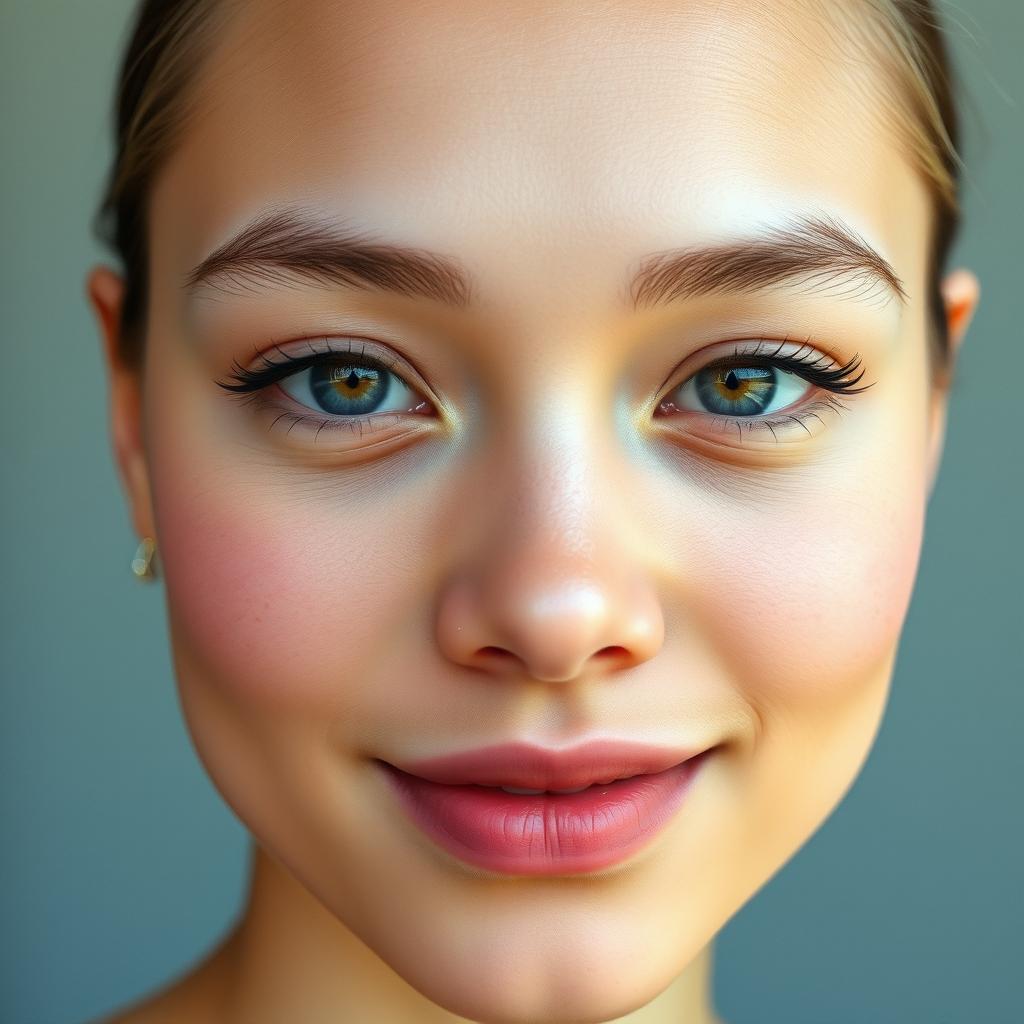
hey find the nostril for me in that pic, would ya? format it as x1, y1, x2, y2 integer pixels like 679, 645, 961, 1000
476, 644, 630, 675
478, 646, 515, 661
594, 645, 632, 667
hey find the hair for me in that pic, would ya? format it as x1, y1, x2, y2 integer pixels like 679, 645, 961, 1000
93, 0, 964, 381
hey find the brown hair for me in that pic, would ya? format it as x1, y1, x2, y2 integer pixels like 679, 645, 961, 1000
93, 0, 964, 378
93, 0, 226, 370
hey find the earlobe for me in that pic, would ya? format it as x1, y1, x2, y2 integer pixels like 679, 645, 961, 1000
86, 265, 157, 544
925, 268, 981, 499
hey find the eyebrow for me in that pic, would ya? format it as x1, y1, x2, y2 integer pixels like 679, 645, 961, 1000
629, 213, 906, 309
184, 208, 473, 307
184, 207, 906, 311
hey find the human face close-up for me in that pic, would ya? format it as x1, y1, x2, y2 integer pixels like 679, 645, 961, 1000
90, 1, 978, 1022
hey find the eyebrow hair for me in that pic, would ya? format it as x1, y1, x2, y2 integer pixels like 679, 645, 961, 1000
184, 207, 906, 311
628, 214, 907, 310
184, 208, 474, 307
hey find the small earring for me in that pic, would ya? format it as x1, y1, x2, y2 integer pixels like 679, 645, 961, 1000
131, 536, 159, 581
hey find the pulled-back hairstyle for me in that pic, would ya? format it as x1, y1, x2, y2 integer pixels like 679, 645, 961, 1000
93, 0, 964, 380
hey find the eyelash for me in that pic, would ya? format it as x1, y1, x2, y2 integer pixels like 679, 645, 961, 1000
656, 338, 873, 442
217, 339, 429, 442
216, 337, 873, 445
219, 339, 405, 394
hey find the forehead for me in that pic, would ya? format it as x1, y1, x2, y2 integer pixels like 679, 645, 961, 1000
154, 0, 929, 311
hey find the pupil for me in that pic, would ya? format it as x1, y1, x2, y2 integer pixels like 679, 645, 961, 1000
724, 370, 739, 390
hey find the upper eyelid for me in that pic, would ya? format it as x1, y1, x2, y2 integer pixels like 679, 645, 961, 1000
216, 336, 417, 393
667, 337, 837, 380
658, 338, 869, 395
705, 339, 833, 369
262, 337, 404, 373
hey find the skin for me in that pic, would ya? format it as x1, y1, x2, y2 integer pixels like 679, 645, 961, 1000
87, 1, 979, 1022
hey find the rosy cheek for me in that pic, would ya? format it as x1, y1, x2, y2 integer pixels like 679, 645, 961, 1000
153, 464, 398, 712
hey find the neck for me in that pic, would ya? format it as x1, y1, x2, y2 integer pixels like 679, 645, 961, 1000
195, 842, 724, 1024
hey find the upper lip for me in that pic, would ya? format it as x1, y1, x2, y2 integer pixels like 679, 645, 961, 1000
381, 739, 710, 790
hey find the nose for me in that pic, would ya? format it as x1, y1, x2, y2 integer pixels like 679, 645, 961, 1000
434, 455, 665, 685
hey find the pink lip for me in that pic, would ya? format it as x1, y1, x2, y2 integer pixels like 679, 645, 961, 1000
385, 739, 707, 790
377, 740, 713, 876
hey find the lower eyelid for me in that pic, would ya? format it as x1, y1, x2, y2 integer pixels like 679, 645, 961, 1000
257, 389, 437, 446
655, 385, 856, 452
685, 394, 852, 445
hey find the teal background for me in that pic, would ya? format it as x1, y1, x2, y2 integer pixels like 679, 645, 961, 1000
1, 2, 1020, 1022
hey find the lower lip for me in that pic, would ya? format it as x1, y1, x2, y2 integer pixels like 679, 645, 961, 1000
378, 751, 710, 877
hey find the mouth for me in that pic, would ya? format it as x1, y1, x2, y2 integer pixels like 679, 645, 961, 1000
375, 739, 714, 877
477, 780, 627, 795
379, 737, 709, 791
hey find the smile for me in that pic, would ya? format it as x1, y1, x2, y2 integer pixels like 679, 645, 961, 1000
376, 740, 714, 876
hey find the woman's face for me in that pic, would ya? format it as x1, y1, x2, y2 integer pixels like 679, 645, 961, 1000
102, 0, 963, 1020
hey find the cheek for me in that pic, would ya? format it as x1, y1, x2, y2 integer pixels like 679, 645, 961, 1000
689, 454, 927, 701
151, 450, 415, 715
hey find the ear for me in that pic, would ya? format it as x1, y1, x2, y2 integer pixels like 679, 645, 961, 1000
925, 268, 980, 499
86, 265, 157, 543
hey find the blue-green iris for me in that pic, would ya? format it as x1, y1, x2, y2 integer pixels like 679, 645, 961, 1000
695, 365, 776, 416
310, 362, 390, 416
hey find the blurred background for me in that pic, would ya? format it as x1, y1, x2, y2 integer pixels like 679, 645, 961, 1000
1, 1, 1021, 1022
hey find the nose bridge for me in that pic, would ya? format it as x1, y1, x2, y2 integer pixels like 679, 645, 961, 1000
480, 384, 623, 571
502, 407, 603, 559
435, 405, 665, 684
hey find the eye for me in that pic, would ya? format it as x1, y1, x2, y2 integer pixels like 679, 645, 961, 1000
669, 362, 808, 418
216, 338, 436, 446
278, 355, 424, 418
655, 339, 873, 443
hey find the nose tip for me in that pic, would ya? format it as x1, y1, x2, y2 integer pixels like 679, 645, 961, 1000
436, 571, 665, 684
